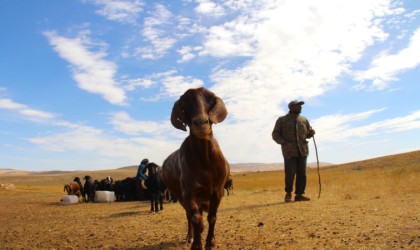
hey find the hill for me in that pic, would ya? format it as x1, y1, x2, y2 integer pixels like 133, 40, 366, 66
0, 150, 418, 249
1, 150, 418, 177
0, 161, 332, 176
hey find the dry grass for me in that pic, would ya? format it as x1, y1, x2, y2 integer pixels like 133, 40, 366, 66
0, 150, 419, 249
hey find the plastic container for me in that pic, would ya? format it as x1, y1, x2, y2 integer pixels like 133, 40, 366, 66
95, 191, 116, 203
60, 195, 79, 205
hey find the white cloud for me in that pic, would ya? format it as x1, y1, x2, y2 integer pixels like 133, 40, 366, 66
123, 78, 155, 90
354, 28, 420, 90
44, 30, 127, 105
311, 109, 386, 142
195, 0, 226, 17
0, 98, 55, 121
200, 17, 257, 57
27, 115, 181, 168
92, 0, 143, 23
4, 0, 418, 170
126, 70, 204, 99
207, 0, 395, 124
137, 4, 177, 59
109, 111, 168, 135
162, 75, 204, 98
312, 109, 420, 143
119, 69, 204, 99
0, 97, 180, 168
181, 0, 418, 164
177, 46, 203, 63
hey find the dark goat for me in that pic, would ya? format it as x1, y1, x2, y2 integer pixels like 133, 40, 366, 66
224, 175, 233, 196
83, 175, 95, 203
161, 87, 230, 250
144, 162, 164, 213
96, 176, 113, 191
114, 177, 146, 201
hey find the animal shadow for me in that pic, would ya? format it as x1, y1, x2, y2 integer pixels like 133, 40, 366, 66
125, 241, 183, 250
110, 211, 143, 218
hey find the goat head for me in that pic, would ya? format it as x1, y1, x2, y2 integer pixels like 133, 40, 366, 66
170, 87, 227, 139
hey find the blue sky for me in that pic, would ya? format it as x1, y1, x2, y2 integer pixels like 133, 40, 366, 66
0, 0, 419, 171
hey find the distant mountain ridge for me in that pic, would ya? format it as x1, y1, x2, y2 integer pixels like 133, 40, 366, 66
0, 162, 346, 176
1, 162, 329, 176
1, 150, 418, 176
229, 162, 333, 172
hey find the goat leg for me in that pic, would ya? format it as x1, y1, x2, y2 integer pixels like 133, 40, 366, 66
154, 198, 158, 213
187, 203, 204, 249
186, 212, 194, 244
159, 193, 163, 211
205, 195, 221, 250
191, 211, 203, 250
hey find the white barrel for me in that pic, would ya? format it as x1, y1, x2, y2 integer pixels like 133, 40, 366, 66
60, 195, 79, 205
95, 191, 116, 203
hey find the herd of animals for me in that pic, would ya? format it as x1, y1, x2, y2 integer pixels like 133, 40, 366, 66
63, 88, 234, 250
63, 168, 233, 208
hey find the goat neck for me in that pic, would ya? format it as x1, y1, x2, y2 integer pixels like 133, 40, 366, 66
184, 133, 223, 168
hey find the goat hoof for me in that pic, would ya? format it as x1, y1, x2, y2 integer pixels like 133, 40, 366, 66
190, 243, 202, 250
205, 240, 216, 250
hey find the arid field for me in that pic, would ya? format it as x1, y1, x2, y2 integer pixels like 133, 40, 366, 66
0, 151, 419, 250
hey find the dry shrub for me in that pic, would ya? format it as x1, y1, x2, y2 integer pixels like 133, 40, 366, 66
0, 183, 15, 191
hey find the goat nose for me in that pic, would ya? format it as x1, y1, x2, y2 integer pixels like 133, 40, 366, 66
193, 118, 210, 126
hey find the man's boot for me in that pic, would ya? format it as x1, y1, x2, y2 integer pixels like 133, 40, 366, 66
284, 192, 292, 202
295, 194, 310, 201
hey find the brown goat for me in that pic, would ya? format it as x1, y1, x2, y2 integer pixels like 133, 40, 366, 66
63, 182, 82, 201
161, 87, 230, 250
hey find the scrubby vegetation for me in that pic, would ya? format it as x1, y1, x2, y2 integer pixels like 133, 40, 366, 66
0, 151, 419, 249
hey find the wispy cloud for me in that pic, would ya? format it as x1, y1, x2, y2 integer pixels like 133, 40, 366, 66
109, 111, 168, 135
91, 0, 144, 24
2, 0, 418, 170
44, 30, 127, 105
162, 75, 204, 98
137, 4, 177, 59
354, 28, 420, 90
207, 1, 396, 123
194, 0, 226, 17
177, 46, 203, 63
0, 97, 179, 169
0, 98, 55, 121
27, 113, 180, 169
312, 109, 420, 143
124, 70, 204, 99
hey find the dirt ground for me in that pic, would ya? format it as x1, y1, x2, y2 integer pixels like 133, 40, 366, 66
0, 185, 419, 249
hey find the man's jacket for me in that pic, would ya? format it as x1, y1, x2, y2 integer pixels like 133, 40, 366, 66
272, 113, 313, 158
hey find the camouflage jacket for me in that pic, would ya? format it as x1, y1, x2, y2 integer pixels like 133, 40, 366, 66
272, 113, 313, 158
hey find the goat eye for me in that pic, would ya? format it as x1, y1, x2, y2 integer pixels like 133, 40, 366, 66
209, 99, 217, 109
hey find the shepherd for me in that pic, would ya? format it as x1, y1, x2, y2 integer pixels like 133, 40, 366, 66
272, 100, 316, 202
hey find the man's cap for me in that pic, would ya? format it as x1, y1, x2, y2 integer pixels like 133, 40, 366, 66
288, 100, 305, 108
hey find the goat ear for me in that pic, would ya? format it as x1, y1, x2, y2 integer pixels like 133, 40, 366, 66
170, 100, 187, 131
209, 97, 227, 124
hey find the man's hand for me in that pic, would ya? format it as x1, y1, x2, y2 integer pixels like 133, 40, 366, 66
308, 128, 315, 137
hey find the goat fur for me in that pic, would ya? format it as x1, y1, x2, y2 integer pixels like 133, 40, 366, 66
162, 87, 230, 250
